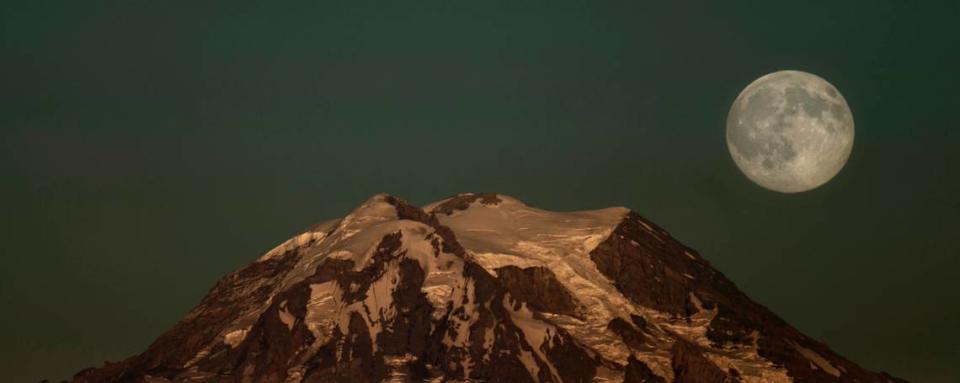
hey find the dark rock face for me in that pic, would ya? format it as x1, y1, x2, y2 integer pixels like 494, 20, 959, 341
496, 265, 582, 318
384, 195, 466, 257
431, 192, 503, 216
376, 258, 432, 356
589, 212, 906, 383
72, 194, 905, 383
625, 356, 666, 383
541, 326, 599, 383
670, 340, 730, 383
607, 318, 648, 351
589, 212, 721, 317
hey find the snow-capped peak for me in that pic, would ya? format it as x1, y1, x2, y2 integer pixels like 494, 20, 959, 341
73, 193, 906, 383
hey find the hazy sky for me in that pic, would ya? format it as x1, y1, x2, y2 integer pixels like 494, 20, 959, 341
2, 1, 958, 381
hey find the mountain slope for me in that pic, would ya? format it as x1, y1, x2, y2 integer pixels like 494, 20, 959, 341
72, 193, 905, 383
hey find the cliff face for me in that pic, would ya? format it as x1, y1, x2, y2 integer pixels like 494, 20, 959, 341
73, 193, 905, 383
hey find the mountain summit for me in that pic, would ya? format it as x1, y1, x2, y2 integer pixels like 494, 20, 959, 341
73, 193, 905, 383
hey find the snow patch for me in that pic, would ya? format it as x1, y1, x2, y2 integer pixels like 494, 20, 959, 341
384, 354, 419, 383
278, 300, 296, 331
259, 219, 339, 261
305, 281, 341, 344
506, 297, 561, 383
471, 252, 544, 274
792, 341, 841, 377
224, 327, 249, 348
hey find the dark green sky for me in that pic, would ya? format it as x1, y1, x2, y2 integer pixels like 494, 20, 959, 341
2, 1, 958, 381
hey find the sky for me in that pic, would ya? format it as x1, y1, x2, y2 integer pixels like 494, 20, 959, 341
1, 1, 958, 381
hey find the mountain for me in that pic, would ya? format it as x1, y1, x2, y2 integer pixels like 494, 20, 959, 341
72, 193, 905, 383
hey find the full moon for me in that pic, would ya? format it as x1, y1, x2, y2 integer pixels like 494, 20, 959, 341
726, 70, 854, 193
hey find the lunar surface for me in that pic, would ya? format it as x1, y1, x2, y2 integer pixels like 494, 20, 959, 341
727, 70, 854, 193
